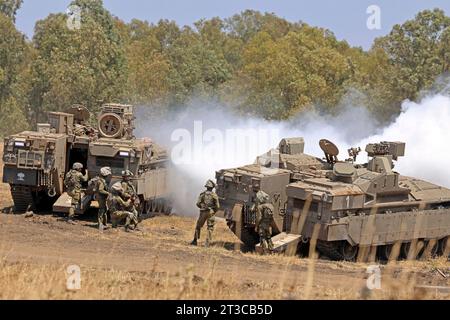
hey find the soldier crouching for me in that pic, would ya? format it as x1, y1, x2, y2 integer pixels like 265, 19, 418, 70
108, 182, 139, 232
191, 180, 220, 247
121, 170, 140, 221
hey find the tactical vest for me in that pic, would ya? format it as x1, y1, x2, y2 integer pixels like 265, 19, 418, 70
86, 176, 100, 195
64, 170, 80, 190
201, 191, 216, 209
107, 194, 121, 213
122, 181, 136, 196
259, 203, 274, 223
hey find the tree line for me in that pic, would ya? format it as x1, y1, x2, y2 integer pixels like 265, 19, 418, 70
1, 0, 449, 136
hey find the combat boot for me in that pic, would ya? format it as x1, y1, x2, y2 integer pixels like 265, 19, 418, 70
190, 239, 198, 246
67, 207, 77, 225
98, 223, 104, 231
67, 216, 77, 225
125, 226, 132, 232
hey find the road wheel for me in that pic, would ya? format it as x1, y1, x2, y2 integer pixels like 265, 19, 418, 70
400, 242, 411, 259
421, 239, 439, 259
401, 241, 423, 260
437, 237, 449, 257
339, 242, 358, 262
164, 202, 173, 215
378, 244, 394, 261
151, 199, 158, 213
145, 200, 153, 215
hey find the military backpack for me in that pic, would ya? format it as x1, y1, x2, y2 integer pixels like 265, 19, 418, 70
64, 170, 78, 189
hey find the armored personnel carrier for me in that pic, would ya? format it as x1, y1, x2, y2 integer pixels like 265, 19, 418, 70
2, 104, 171, 216
215, 138, 327, 248
285, 139, 450, 261
216, 138, 449, 261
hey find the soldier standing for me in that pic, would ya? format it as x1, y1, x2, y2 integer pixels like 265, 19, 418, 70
255, 191, 275, 252
121, 170, 139, 220
90, 167, 112, 231
107, 182, 138, 232
64, 162, 88, 224
191, 180, 220, 247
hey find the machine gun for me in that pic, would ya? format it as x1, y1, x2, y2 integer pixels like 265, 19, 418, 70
347, 147, 361, 163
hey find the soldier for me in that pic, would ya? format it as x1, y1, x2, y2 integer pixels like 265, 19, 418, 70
255, 191, 275, 253
90, 167, 112, 231
191, 180, 220, 247
64, 162, 88, 224
121, 170, 139, 220
107, 182, 138, 232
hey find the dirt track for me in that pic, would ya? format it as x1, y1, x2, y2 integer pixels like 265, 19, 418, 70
0, 210, 449, 299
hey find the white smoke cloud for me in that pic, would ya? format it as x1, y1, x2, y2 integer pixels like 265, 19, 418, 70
357, 94, 450, 187
135, 93, 450, 216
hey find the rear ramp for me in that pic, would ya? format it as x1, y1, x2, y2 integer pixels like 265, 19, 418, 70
256, 232, 301, 255
53, 192, 92, 214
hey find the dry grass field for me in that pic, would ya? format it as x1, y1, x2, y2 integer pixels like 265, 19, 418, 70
0, 146, 448, 300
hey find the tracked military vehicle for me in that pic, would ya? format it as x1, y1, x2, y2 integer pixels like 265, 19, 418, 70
216, 138, 449, 261
215, 138, 327, 248
2, 104, 171, 216
285, 139, 450, 261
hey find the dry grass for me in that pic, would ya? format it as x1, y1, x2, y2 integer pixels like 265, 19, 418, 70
0, 145, 449, 300
0, 254, 448, 300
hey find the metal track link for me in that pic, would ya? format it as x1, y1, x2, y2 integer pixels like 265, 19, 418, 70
10, 186, 34, 213
316, 241, 347, 261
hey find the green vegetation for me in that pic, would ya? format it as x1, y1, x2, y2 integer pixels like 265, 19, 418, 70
1, 0, 449, 134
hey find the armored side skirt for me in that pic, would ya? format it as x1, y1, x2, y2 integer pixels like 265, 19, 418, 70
302, 209, 450, 246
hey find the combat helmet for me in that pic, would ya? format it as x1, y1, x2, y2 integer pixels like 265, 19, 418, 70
72, 162, 83, 170
100, 167, 112, 177
205, 179, 216, 189
111, 182, 123, 193
122, 170, 134, 177
256, 190, 270, 204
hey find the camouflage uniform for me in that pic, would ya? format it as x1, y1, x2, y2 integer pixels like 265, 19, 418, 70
191, 180, 220, 247
255, 191, 274, 252
108, 182, 138, 231
91, 167, 112, 230
64, 163, 88, 223
121, 170, 139, 220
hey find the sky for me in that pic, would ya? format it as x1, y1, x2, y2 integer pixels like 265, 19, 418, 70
15, 0, 450, 49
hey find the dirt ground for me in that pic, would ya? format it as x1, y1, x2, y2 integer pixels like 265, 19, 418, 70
0, 155, 449, 300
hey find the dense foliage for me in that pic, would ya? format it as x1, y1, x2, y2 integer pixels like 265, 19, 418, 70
1, 0, 449, 134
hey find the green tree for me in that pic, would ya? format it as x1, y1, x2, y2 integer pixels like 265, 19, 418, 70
0, 11, 30, 135
0, 0, 22, 22
30, 0, 126, 123
225, 10, 295, 43
123, 19, 171, 105
238, 25, 353, 119
374, 9, 450, 102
